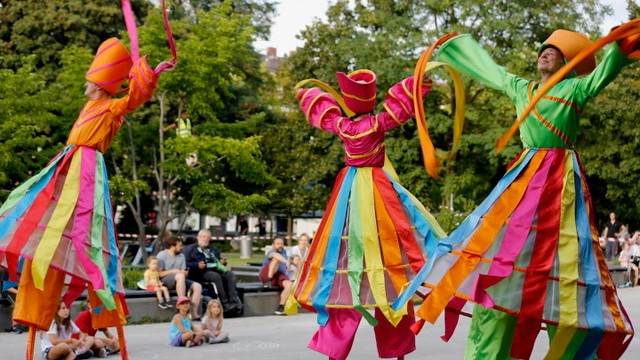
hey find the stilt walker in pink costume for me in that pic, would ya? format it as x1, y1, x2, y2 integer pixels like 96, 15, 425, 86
0, 3, 177, 356
394, 21, 640, 360
293, 70, 446, 359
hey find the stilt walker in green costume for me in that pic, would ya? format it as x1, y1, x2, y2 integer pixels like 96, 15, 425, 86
394, 21, 640, 360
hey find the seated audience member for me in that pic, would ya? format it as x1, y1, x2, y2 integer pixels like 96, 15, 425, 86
619, 242, 637, 287
72, 300, 120, 357
144, 255, 172, 309
287, 233, 310, 280
628, 234, 640, 286
288, 254, 301, 280
288, 233, 310, 260
184, 229, 242, 312
157, 236, 203, 319
43, 301, 95, 359
170, 296, 204, 347
200, 299, 229, 344
260, 237, 292, 315
0, 268, 22, 334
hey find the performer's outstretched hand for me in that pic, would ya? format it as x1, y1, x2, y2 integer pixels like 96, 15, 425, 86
155, 59, 177, 74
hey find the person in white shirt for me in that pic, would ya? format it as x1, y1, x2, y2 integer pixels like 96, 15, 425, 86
287, 233, 311, 280
41, 301, 95, 359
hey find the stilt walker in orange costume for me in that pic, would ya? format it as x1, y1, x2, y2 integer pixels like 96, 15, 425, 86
0, 2, 177, 357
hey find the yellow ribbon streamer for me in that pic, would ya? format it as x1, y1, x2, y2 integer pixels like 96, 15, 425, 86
545, 155, 579, 359
295, 78, 355, 117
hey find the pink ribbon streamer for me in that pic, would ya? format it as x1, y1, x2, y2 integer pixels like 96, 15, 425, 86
121, 0, 177, 74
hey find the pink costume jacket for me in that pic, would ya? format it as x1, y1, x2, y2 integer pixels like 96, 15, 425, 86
297, 76, 429, 167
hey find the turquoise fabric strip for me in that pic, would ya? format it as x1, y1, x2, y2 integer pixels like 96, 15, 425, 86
572, 154, 603, 358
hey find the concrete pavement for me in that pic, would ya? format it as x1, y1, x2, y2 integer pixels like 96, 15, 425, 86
2, 288, 639, 359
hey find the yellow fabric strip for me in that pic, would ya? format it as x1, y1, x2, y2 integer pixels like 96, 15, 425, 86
546, 156, 579, 359
32, 150, 82, 289
357, 170, 405, 325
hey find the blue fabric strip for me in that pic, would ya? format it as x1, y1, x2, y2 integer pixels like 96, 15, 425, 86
389, 178, 440, 257
314, 167, 356, 326
99, 153, 119, 297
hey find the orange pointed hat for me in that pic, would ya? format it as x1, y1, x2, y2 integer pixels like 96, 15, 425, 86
539, 29, 596, 76
336, 69, 377, 114
85, 38, 133, 94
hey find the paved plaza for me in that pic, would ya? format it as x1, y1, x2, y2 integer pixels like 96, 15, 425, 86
2, 288, 639, 359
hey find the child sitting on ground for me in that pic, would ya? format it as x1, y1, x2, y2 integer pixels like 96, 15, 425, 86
144, 255, 172, 308
200, 299, 229, 344
72, 299, 120, 357
169, 296, 204, 347
42, 301, 95, 359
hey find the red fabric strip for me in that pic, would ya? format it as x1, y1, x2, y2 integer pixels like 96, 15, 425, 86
372, 169, 425, 274
294, 168, 347, 300
441, 296, 466, 342
511, 149, 566, 359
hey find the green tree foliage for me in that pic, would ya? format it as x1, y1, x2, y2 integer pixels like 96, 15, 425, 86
580, 1, 640, 228
106, 3, 278, 238
170, 0, 276, 40
0, 0, 150, 80
285, 0, 628, 227
0, 1, 278, 244
0, 57, 56, 197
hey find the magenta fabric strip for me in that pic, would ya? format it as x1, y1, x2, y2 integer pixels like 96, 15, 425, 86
153, 0, 178, 75
121, 0, 140, 61
70, 149, 104, 290
471, 150, 556, 308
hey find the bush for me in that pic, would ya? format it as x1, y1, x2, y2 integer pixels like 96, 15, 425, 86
121, 266, 146, 289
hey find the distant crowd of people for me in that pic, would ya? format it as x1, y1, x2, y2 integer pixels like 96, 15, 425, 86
601, 212, 640, 286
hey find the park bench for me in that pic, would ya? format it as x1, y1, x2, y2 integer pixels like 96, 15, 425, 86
608, 264, 637, 288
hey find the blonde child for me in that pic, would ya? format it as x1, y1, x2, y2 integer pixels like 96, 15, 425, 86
144, 255, 172, 308
41, 301, 95, 359
169, 296, 204, 347
288, 254, 301, 280
200, 299, 229, 344
618, 242, 640, 287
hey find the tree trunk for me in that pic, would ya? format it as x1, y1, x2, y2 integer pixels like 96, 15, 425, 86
287, 213, 293, 246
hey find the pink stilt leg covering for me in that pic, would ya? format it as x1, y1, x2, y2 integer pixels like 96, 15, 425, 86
308, 308, 362, 360
374, 306, 416, 358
